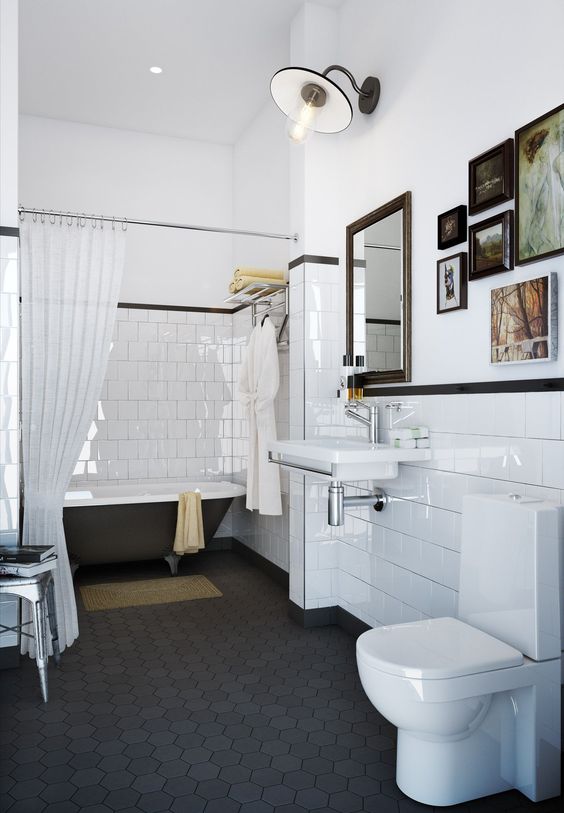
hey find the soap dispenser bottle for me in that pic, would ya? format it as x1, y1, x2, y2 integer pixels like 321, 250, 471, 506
353, 355, 365, 400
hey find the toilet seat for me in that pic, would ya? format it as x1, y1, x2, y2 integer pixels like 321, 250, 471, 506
357, 616, 523, 680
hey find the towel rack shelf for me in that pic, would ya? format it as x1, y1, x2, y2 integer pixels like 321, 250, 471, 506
224, 282, 289, 345
224, 281, 287, 305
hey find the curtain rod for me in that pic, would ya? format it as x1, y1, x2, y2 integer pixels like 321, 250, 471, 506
18, 206, 298, 242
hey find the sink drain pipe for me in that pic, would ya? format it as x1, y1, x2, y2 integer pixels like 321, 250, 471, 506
328, 482, 387, 527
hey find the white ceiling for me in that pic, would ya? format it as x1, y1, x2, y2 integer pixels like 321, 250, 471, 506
19, 0, 343, 145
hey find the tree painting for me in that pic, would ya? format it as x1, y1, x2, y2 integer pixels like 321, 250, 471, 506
491, 275, 556, 363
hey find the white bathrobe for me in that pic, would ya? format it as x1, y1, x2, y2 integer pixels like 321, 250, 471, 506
239, 318, 282, 515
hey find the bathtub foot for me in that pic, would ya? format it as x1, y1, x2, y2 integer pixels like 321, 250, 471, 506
164, 553, 181, 576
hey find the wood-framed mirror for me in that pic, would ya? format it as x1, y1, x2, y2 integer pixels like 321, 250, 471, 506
346, 191, 411, 385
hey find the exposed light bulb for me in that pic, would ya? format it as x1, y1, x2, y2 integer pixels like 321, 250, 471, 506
285, 84, 325, 144
286, 115, 313, 144
149, 66, 163, 74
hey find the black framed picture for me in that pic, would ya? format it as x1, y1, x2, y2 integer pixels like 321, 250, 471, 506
468, 139, 514, 215
469, 210, 513, 280
437, 205, 467, 250
515, 103, 564, 265
437, 252, 467, 314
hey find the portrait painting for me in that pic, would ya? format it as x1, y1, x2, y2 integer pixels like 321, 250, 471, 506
437, 252, 467, 313
516, 103, 564, 265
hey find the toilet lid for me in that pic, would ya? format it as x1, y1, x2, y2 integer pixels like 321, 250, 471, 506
356, 617, 523, 680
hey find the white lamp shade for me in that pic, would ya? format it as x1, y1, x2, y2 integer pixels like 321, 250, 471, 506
270, 67, 353, 134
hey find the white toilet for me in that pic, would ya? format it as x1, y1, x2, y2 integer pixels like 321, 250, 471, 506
356, 493, 562, 806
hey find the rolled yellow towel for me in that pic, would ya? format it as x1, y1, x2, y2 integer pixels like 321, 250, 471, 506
234, 276, 287, 292
229, 280, 237, 294
233, 267, 285, 282
173, 492, 205, 555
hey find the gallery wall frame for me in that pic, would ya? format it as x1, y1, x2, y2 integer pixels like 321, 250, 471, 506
469, 210, 514, 280
437, 204, 467, 250
468, 139, 514, 215
490, 272, 558, 364
515, 102, 564, 265
437, 252, 468, 314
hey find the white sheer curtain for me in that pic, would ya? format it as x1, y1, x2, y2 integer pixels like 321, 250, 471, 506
20, 217, 126, 653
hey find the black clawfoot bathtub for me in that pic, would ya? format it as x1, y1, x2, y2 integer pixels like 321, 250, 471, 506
63, 481, 246, 575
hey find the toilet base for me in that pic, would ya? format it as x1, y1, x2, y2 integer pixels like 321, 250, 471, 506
395, 680, 561, 806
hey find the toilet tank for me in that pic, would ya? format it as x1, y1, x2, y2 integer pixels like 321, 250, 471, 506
458, 494, 562, 662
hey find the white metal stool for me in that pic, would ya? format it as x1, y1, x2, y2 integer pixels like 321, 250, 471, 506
0, 570, 60, 702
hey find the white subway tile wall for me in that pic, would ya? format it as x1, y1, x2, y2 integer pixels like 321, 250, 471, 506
366, 322, 401, 372
72, 301, 291, 573
300, 390, 564, 631
72, 307, 236, 487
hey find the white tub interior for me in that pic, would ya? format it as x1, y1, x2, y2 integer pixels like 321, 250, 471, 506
65, 480, 246, 507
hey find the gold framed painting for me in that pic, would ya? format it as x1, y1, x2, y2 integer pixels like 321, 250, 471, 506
515, 103, 564, 265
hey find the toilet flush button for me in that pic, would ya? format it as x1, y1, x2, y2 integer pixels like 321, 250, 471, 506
508, 493, 522, 500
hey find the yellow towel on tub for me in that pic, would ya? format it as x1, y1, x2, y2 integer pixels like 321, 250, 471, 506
173, 492, 205, 555
234, 267, 285, 281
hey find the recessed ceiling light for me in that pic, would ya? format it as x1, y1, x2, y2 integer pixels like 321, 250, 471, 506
149, 66, 163, 74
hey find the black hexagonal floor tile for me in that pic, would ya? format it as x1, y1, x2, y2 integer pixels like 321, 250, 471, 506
2, 552, 561, 813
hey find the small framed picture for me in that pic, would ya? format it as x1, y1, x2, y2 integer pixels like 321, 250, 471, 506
515, 103, 564, 265
438, 205, 467, 250
490, 273, 558, 364
468, 139, 514, 215
469, 210, 513, 280
437, 252, 468, 314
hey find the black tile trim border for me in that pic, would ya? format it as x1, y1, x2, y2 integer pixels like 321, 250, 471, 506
118, 301, 235, 314
364, 376, 564, 397
0, 226, 19, 237
0, 645, 20, 670
288, 601, 371, 638
288, 254, 339, 269
366, 318, 401, 325
232, 539, 289, 589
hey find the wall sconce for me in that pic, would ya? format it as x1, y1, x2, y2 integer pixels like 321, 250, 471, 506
270, 64, 380, 144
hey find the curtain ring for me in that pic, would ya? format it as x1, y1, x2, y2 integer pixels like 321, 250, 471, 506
79, 214, 86, 227
58, 213, 63, 226
49, 211, 56, 224
32, 211, 37, 223
40, 211, 46, 223
112, 217, 116, 231
66, 212, 74, 226
100, 215, 104, 230
122, 217, 128, 231
18, 208, 24, 222
91, 214, 97, 229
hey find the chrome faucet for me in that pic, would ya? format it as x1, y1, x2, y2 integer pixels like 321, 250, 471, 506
344, 400, 378, 444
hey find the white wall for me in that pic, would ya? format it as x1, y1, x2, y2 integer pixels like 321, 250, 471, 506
0, 0, 20, 648
19, 115, 234, 308
233, 103, 291, 272
301, 0, 564, 384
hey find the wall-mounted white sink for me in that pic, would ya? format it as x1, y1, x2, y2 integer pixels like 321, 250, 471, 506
269, 437, 430, 480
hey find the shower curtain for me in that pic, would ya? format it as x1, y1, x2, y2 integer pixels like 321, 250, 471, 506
20, 217, 126, 653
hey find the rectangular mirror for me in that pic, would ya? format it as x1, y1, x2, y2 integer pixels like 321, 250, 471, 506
346, 191, 411, 384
